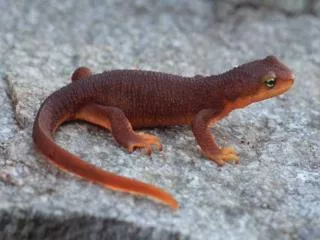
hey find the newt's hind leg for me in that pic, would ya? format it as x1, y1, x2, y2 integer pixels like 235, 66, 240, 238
71, 67, 93, 81
75, 104, 162, 155
192, 109, 240, 166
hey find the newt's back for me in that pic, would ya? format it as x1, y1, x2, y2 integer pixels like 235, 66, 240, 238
83, 70, 206, 127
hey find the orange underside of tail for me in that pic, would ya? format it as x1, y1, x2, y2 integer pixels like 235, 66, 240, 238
33, 119, 179, 209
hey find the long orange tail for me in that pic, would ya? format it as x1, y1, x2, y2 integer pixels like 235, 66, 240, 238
32, 95, 178, 209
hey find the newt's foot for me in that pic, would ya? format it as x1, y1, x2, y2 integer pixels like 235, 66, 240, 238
126, 132, 162, 155
203, 147, 240, 166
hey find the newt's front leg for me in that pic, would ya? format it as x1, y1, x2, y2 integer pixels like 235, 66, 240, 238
75, 104, 162, 155
192, 109, 240, 166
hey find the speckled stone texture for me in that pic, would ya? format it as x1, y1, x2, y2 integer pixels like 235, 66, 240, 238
214, 0, 319, 19
0, 1, 319, 240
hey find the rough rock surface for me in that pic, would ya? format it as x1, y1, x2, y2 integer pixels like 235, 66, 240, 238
214, 0, 320, 18
0, 1, 319, 240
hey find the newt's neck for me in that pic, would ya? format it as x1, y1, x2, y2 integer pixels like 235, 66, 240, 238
201, 72, 239, 104
201, 70, 253, 113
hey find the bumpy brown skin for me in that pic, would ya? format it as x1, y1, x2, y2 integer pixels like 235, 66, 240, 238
33, 55, 295, 209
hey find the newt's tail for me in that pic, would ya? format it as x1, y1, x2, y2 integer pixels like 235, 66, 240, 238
32, 88, 179, 209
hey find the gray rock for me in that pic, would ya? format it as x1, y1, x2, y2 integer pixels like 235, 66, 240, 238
0, 0, 319, 240
315, 1, 320, 16
0, 76, 18, 142
214, 0, 314, 18
261, 0, 307, 12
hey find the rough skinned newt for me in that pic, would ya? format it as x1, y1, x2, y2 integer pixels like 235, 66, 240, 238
33, 55, 294, 209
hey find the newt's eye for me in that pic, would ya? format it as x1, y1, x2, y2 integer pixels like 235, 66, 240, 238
264, 78, 276, 88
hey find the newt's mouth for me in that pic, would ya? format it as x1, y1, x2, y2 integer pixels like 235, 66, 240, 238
261, 76, 294, 100
273, 76, 295, 95
236, 75, 295, 108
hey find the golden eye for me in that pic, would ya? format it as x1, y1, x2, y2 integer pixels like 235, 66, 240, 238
264, 78, 276, 88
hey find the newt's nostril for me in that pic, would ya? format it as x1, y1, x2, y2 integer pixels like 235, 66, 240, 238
290, 73, 296, 81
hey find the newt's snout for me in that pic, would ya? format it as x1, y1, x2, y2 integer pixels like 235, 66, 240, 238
282, 71, 295, 92
288, 72, 295, 85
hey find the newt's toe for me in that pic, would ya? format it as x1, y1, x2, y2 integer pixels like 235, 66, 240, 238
137, 132, 163, 151
126, 132, 162, 155
203, 146, 240, 166
221, 147, 240, 164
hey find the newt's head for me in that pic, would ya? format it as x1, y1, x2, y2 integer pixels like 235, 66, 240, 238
229, 55, 295, 108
